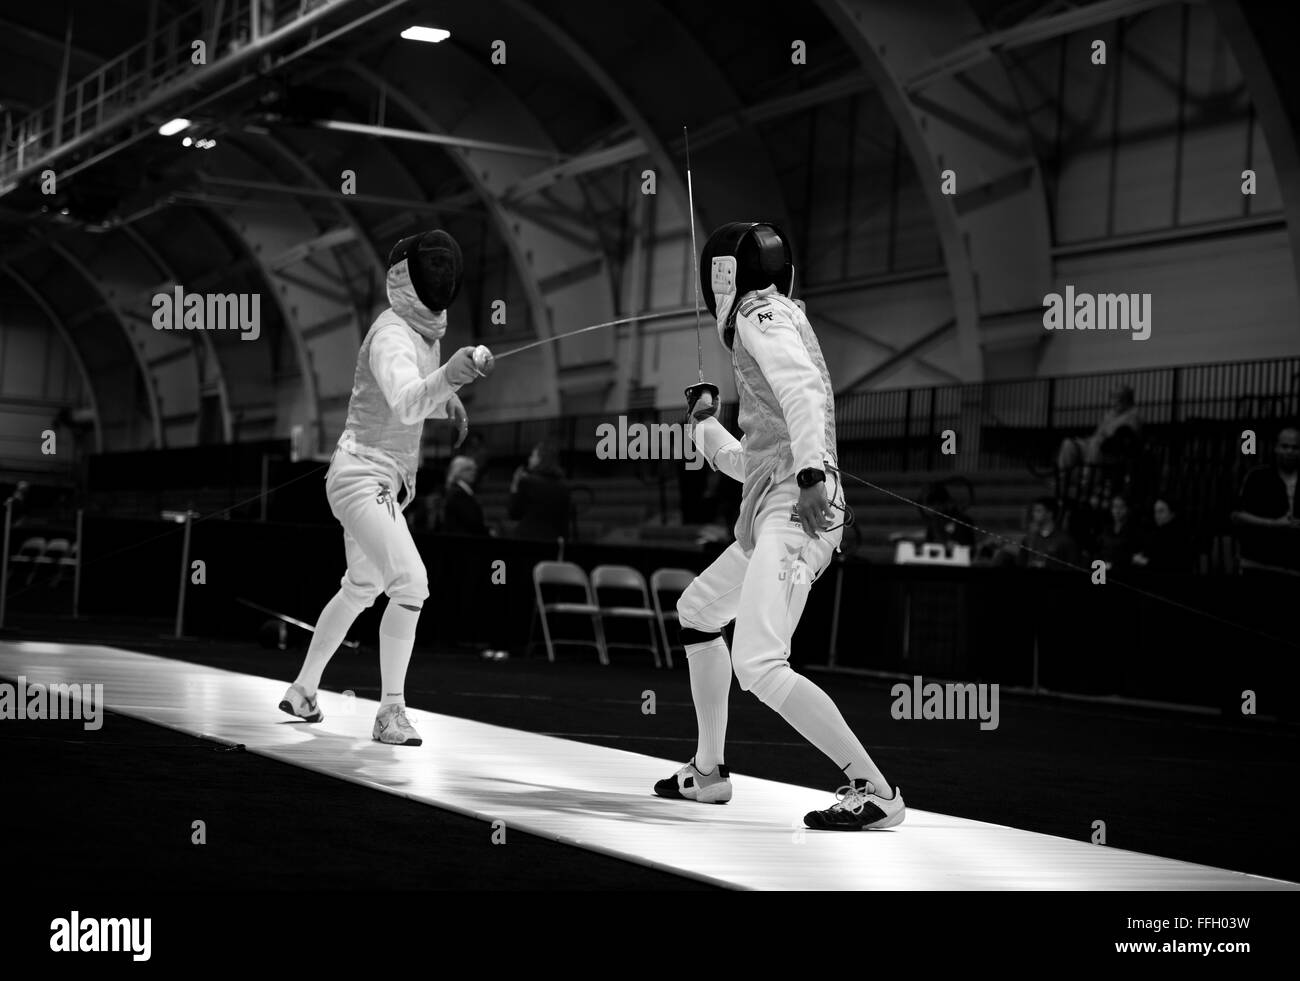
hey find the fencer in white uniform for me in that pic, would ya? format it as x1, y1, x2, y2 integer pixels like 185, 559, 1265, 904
654, 222, 905, 830
279, 230, 493, 745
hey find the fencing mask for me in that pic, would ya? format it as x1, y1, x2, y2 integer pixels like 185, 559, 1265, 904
389, 230, 464, 313
699, 222, 795, 348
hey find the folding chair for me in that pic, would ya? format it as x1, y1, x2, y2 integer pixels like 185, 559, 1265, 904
528, 561, 607, 664
650, 568, 696, 669
48, 539, 76, 587
11, 537, 46, 586
39, 537, 69, 563
1210, 534, 1240, 576
591, 565, 661, 667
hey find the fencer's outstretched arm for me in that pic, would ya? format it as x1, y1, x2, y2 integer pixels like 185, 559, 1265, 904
691, 417, 746, 482
369, 323, 457, 424
736, 306, 829, 473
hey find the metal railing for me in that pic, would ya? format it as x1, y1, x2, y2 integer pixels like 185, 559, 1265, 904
0, 0, 344, 191
451, 355, 1300, 477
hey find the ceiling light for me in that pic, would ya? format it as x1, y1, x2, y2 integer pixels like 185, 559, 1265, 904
159, 117, 191, 136
182, 136, 193, 147
400, 26, 450, 43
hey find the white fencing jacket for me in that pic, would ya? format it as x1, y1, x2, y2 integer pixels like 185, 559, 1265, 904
336, 261, 458, 509
692, 285, 838, 551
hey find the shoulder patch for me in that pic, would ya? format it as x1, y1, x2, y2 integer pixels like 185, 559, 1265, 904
738, 297, 783, 332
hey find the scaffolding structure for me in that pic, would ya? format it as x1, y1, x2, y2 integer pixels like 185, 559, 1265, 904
0, 0, 370, 195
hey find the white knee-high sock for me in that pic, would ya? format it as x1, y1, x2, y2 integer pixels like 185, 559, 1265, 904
687, 636, 731, 773
379, 601, 420, 708
775, 676, 892, 795
294, 590, 364, 696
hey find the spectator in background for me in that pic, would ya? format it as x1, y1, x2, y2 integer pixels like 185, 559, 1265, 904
921, 480, 975, 548
460, 430, 491, 480
442, 455, 490, 536
509, 442, 571, 541
1094, 492, 1141, 571
995, 497, 1078, 570
1133, 495, 1195, 574
406, 491, 438, 534
1231, 424, 1300, 574
1057, 384, 1143, 474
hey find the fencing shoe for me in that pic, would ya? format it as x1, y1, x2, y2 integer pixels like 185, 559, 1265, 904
279, 683, 323, 723
654, 759, 732, 804
373, 703, 422, 746
804, 780, 905, 830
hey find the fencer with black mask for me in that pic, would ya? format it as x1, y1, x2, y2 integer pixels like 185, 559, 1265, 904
656, 222, 904, 830
280, 230, 494, 745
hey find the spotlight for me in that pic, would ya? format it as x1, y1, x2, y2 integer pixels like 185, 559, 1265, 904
159, 117, 191, 136
182, 136, 193, 147
400, 26, 450, 43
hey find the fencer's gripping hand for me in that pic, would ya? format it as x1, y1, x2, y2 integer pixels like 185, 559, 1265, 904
796, 481, 835, 539
444, 346, 482, 388
684, 383, 720, 425
446, 392, 468, 448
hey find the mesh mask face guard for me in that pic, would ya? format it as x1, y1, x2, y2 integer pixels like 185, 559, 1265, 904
389, 230, 464, 313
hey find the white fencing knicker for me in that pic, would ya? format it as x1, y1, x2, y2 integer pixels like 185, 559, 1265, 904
676, 474, 843, 709
325, 448, 430, 613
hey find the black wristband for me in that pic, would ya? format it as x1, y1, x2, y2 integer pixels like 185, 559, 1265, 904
796, 467, 825, 488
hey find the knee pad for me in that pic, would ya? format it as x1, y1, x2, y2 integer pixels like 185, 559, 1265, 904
679, 625, 727, 658
679, 625, 721, 646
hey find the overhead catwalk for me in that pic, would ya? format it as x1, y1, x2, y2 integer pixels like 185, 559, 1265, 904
1, 641, 1294, 891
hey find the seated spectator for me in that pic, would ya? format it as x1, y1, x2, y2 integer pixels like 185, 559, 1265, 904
993, 497, 1079, 570
442, 455, 489, 536
1094, 492, 1141, 571
1056, 385, 1142, 473
509, 442, 571, 541
1132, 495, 1196, 574
460, 430, 491, 479
921, 480, 976, 548
1231, 424, 1300, 574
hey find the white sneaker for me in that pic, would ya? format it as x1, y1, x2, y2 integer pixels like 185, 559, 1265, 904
653, 759, 732, 804
804, 780, 906, 831
373, 704, 422, 746
278, 683, 322, 723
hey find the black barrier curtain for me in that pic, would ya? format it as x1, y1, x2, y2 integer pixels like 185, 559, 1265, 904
72, 515, 1298, 716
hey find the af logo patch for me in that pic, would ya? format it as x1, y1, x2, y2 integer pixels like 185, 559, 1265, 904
376, 481, 396, 521
757, 311, 774, 325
